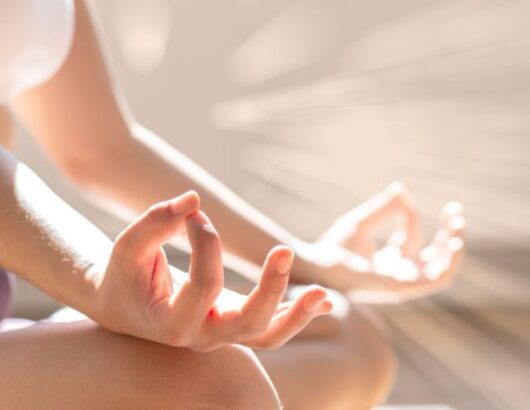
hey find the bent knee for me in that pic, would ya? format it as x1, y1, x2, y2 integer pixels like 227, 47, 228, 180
0, 322, 280, 409
136, 342, 280, 409
347, 308, 396, 408
290, 291, 396, 408
199, 345, 280, 410
363, 325, 396, 407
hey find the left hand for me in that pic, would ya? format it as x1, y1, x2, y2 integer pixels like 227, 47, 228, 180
297, 182, 465, 303
94, 191, 332, 351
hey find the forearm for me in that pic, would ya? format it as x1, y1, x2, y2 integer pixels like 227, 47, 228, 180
75, 123, 315, 282
9, 0, 314, 283
0, 148, 110, 314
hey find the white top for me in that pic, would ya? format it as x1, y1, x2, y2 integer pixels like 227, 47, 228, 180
0, 0, 75, 102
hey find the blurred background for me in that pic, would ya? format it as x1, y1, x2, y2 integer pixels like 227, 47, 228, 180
11, 0, 530, 409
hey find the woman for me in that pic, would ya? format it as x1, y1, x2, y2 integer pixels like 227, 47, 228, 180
0, 0, 465, 408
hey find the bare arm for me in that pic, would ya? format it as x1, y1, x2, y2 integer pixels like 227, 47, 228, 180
0, 147, 107, 315
11, 0, 310, 284
11, 0, 465, 301
0, 145, 331, 348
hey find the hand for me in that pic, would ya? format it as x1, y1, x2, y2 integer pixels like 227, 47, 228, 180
93, 191, 332, 351
299, 182, 465, 303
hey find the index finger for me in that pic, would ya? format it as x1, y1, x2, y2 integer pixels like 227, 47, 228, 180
330, 182, 422, 257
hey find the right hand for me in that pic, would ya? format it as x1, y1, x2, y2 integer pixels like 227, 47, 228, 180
299, 182, 465, 303
93, 191, 332, 351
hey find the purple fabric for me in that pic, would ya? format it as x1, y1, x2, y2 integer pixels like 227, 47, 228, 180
0, 268, 14, 320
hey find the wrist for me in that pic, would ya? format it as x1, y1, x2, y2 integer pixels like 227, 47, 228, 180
49, 260, 105, 321
81, 263, 106, 318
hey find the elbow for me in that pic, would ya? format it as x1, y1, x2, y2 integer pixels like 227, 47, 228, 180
55, 124, 138, 189
55, 146, 115, 190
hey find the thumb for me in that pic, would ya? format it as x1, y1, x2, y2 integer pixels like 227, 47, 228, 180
114, 191, 200, 265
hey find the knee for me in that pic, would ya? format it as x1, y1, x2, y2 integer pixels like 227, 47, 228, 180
145, 343, 281, 410
363, 326, 396, 407
201, 345, 281, 410
291, 290, 396, 408
347, 308, 397, 408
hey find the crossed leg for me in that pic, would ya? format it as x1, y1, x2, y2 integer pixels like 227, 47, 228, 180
0, 295, 394, 410
0, 320, 280, 410
258, 303, 396, 410
0, 297, 394, 410
220, 278, 396, 410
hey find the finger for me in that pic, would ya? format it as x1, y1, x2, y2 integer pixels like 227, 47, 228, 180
151, 248, 174, 299
420, 202, 465, 263
234, 246, 293, 338
440, 200, 464, 233
432, 218, 465, 251
441, 201, 464, 223
114, 191, 200, 264
374, 182, 422, 257
245, 286, 333, 349
321, 182, 422, 258
386, 235, 464, 303
446, 236, 465, 276
446, 215, 465, 241
275, 301, 291, 315
423, 236, 464, 282
172, 211, 224, 319
290, 288, 350, 339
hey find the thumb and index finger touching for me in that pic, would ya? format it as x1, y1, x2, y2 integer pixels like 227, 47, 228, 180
321, 181, 423, 258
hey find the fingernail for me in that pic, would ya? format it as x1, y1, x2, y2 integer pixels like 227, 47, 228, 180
305, 295, 324, 313
276, 248, 293, 275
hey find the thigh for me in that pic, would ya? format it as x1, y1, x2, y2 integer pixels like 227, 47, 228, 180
0, 320, 275, 409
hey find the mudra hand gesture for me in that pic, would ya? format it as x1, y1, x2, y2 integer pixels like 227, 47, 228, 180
94, 191, 332, 351
298, 182, 465, 303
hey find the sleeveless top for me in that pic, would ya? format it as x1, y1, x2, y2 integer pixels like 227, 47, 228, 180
0, 0, 75, 320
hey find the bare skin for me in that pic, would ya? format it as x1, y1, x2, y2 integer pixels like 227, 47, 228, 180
0, 147, 332, 350
259, 307, 396, 410
0, 144, 332, 407
12, 0, 464, 300
0, 107, 11, 149
0, 321, 280, 410
0, 121, 396, 408
0, 0, 466, 408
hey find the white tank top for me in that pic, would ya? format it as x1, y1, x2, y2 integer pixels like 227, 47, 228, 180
0, 0, 75, 102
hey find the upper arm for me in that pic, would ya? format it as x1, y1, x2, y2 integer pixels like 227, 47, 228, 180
11, 0, 132, 176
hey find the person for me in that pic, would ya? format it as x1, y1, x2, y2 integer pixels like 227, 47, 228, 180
0, 0, 465, 408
